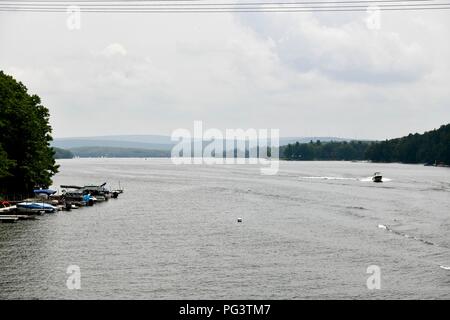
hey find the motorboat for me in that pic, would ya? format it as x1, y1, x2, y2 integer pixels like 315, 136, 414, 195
81, 183, 111, 201
372, 172, 383, 183
16, 202, 57, 213
61, 185, 85, 202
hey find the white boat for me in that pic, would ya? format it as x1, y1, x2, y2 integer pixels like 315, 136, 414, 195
16, 202, 57, 214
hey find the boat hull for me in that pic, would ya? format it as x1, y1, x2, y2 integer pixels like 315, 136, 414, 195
372, 176, 383, 183
16, 202, 57, 214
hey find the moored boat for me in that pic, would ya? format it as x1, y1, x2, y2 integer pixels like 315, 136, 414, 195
33, 189, 57, 197
82, 183, 111, 201
16, 202, 57, 213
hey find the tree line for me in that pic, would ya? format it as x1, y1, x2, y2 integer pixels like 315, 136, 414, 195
281, 140, 369, 161
282, 124, 450, 165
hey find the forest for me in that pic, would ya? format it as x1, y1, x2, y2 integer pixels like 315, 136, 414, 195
282, 124, 450, 165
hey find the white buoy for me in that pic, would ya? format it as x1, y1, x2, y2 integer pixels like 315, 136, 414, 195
237, 218, 242, 223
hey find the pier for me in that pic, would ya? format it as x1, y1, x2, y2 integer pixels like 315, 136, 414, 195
1, 183, 123, 224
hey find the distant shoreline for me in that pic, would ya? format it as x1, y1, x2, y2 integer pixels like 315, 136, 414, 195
53, 123, 450, 166
55, 157, 450, 167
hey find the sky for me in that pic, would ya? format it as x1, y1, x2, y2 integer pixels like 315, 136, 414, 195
1, 3, 450, 140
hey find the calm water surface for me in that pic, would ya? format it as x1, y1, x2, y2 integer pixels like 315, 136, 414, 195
1, 158, 449, 299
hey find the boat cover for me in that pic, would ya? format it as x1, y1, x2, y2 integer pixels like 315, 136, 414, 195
33, 189, 57, 196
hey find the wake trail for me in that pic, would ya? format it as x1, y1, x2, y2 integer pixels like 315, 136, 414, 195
377, 224, 450, 270
299, 176, 392, 182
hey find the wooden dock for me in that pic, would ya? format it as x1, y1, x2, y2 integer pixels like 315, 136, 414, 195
0, 214, 37, 223
0, 216, 18, 223
0, 206, 39, 223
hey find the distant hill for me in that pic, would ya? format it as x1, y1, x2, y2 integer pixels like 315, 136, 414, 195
51, 135, 356, 158
80, 135, 173, 144
53, 147, 74, 159
70, 146, 170, 158
52, 136, 174, 151
52, 127, 449, 163
52, 135, 351, 153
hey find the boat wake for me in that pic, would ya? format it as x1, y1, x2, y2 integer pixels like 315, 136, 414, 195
299, 176, 357, 181
299, 176, 392, 182
378, 224, 450, 270
377, 224, 434, 246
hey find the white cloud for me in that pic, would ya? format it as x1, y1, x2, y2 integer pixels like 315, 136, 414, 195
0, 10, 449, 139
237, 12, 432, 84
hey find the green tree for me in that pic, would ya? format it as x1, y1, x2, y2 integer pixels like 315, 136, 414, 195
0, 144, 14, 178
364, 124, 450, 164
0, 71, 59, 194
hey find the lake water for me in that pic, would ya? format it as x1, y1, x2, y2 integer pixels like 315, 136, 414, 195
1, 158, 449, 299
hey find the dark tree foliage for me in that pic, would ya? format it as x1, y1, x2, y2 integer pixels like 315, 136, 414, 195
0, 71, 59, 194
0, 145, 14, 178
281, 140, 370, 161
365, 124, 450, 164
282, 124, 450, 165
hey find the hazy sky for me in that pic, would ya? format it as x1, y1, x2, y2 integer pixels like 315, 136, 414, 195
1, 6, 449, 139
